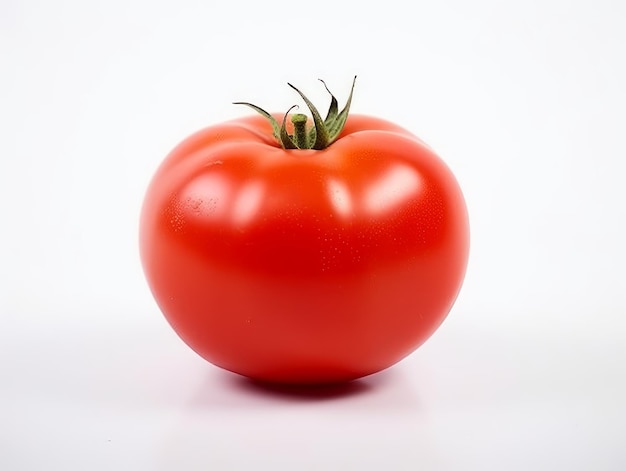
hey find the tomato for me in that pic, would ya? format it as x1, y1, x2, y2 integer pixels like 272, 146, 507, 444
140, 79, 469, 384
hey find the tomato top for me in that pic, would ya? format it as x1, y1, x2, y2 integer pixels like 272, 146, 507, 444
143, 110, 466, 276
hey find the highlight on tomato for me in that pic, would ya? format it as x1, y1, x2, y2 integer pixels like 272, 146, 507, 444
139, 78, 469, 384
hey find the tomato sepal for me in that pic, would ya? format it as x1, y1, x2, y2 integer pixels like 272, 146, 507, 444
234, 76, 357, 150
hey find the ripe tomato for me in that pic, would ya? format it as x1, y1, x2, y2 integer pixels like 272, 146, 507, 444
140, 79, 469, 384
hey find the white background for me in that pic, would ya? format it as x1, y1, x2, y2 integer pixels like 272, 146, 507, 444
1, 0, 625, 469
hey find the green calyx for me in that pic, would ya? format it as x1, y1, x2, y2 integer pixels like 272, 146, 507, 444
234, 76, 357, 150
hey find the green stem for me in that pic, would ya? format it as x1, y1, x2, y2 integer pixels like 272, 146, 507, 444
291, 114, 309, 148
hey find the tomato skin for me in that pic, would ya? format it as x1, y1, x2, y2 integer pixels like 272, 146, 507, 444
140, 114, 469, 384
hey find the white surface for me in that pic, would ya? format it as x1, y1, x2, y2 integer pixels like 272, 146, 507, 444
1, 1, 625, 469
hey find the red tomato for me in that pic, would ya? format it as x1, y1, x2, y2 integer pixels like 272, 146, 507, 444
140, 80, 469, 384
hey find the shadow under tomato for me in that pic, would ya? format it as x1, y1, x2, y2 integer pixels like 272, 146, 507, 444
235, 377, 369, 400
182, 364, 420, 411
220, 369, 395, 402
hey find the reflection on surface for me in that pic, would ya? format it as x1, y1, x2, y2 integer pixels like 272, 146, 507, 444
231, 180, 265, 226
327, 178, 354, 218
180, 173, 267, 229
363, 164, 421, 216
181, 173, 232, 220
